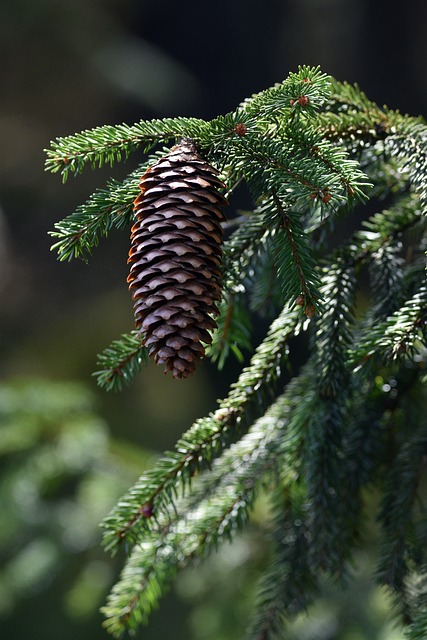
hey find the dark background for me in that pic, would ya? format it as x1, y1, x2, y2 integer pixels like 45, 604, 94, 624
0, 1, 426, 638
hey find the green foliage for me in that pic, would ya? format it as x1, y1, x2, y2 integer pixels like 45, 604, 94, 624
94, 330, 148, 392
50, 167, 142, 262
0, 379, 152, 621
406, 608, 427, 640
45, 66, 427, 638
102, 393, 290, 636
206, 288, 252, 369
45, 117, 208, 182
101, 301, 303, 555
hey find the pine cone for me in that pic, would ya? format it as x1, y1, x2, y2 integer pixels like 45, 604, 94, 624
127, 139, 227, 378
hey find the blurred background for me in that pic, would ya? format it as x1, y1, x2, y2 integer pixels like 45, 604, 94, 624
1, 0, 426, 638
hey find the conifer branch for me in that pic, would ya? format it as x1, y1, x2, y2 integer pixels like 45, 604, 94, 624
94, 331, 148, 392
248, 249, 282, 318
369, 241, 405, 318
328, 79, 382, 114
242, 65, 331, 119
354, 195, 424, 262
44, 117, 208, 181
44, 67, 427, 639
317, 110, 392, 147
377, 428, 427, 621
102, 482, 252, 636
385, 120, 427, 207
405, 607, 427, 640
223, 207, 269, 279
227, 132, 368, 210
303, 261, 360, 575
102, 197, 423, 550
102, 391, 295, 636
314, 259, 357, 395
350, 286, 427, 365
49, 165, 143, 261
248, 490, 318, 640
101, 304, 304, 554
206, 289, 252, 368
272, 192, 321, 314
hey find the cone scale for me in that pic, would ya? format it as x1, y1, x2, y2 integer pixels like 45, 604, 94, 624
127, 139, 227, 378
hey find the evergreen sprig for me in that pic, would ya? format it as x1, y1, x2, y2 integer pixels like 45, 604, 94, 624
385, 119, 427, 207
351, 286, 427, 365
270, 193, 322, 313
94, 331, 148, 392
406, 609, 427, 640
248, 491, 319, 640
45, 117, 208, 181
206, 288, 252, 369
45, 66, 427, 638
102, 391, 293, 637
242, 65, 331, 119
101, 302, 303, 554
377, 427, 427, 620
50, 165, 142, 262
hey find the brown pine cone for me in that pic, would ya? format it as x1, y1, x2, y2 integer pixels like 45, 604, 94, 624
127, 139, 227, 378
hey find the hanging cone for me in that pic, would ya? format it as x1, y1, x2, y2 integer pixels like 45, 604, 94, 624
127, 138, 227, 378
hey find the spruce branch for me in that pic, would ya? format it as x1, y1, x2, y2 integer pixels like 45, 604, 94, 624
271, 192, 322, 314
49, 164, 144, 261
248, 248, 283, 318
44, 117, 208, 181
377, 427, 427, 621
350, 286, 427, 365
169, 369, 315, 525
99, 205, 408, 549
328, 79, 382, 114
102, 196, 424, 550
242, 65, 331, 119
354, 195, 423, 259
298, 259, 363, 578
226, 130, 369, 211
385, 119, 427, 207
44, 67, 427, 639
102, 391, 293, 637
247, 368, 322, 639
406, 608, 427, 640
317, 78, 394, 148
102, 480, 253, 637
94, 331, 148, 392
368, 241, 405, 317
314, 259, 357, 395
206, 288, 252, 369
248, 489, 318, 640
49, 144, 183, 262
304, 397, 361, 575
223, 207, 269, 279
317, 110, 391, 148
101, 303, 304, 554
